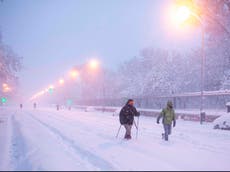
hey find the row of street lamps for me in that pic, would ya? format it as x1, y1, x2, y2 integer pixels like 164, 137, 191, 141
30, 59, 100, 101
28, 1, 225, 123
1, 83, 11, 104
2, 83, 11, 93
29, 1, 206, 118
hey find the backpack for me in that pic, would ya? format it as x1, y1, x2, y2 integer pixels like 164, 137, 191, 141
119, 106, 128, 125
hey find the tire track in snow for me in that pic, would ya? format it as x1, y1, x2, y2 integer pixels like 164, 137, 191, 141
29, 110, 180, 170
10, 114, 36, 171
0, 110, 16, 170
27, 113, 115, 171
37, 110, 116, 141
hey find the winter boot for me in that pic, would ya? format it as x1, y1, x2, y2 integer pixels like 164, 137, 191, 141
124, 134, 131, 140
162, 133, 165, 140
127, 135, 131, 140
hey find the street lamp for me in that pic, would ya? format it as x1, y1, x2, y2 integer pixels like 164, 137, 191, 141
70, 70, 79, 79
59, 79, 65, 85
87, 59, 106, 112
88, 59, 99, 70
2, 85, 11, 93
3, 87, 10, 93
173, 5, 205, 124
2, 83, 8, 88
174, 6, 192, 24
2, 83, 10, 93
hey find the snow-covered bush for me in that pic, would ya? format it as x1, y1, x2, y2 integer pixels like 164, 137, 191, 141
213, 114, 230, 130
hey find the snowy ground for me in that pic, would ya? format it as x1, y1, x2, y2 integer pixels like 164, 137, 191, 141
0, 107, 230, 171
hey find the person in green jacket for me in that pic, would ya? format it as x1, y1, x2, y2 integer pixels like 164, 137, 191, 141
157, 101, 176, 141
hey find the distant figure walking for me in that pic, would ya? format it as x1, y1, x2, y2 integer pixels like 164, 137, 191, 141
56, 104, 60, 111
157, 101, 176, 141
20, 104, 23, 109
119, 99, 140, 140
33, 103, 37, 109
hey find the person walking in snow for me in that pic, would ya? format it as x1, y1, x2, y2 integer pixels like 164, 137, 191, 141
119, 99, 140, 140
56, 104, 60, 111
157, 101, 176, 141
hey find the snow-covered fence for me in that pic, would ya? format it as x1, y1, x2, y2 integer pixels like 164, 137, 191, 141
76, 90, 230, 110
75, 105, 221, 123
156, 90, 230, 97
136, 109, 219, 123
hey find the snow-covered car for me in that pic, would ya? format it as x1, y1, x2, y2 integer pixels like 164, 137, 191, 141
113, 107, 122, 116
85, 106, 96, 112
213, 114, 230, 130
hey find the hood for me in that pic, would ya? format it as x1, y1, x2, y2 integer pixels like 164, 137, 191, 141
167, 101, 173, 109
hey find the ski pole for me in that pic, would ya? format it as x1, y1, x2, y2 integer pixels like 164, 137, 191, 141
133, 120, 138, 130
136, 116, 140, 139
116, 125, 122, 138
133, 119, 139, 139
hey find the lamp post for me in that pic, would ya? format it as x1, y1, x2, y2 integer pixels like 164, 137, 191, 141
87, 59, 106, 112
174, 6, 206, 124
102, 70, 106, 113
200, 22, 205, 124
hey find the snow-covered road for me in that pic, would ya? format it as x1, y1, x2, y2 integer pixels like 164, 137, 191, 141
0, 107, 230, 171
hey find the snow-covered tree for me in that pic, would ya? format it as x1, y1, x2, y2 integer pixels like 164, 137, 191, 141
116, 48, 193, 98
193, 0, 230, 90
0, 32, 22, 95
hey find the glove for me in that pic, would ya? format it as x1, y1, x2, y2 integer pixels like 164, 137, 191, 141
157, 120, 160, 124
173, 120, 176, 127
136, 112, 140, 117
